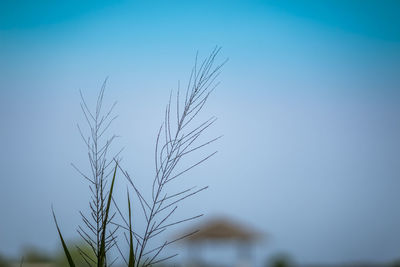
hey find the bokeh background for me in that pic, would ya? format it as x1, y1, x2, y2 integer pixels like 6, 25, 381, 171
1, 1, 400, 266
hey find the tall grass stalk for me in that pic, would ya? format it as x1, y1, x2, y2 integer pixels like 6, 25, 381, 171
53, 47, 226, 267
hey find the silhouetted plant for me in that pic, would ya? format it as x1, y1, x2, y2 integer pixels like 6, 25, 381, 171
115, 47, 226, 267
53, 77, 121, 267
73, 79, 122, 267
53, 47, 225, 267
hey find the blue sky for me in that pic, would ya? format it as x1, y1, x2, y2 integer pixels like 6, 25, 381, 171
1, 1, 400, 266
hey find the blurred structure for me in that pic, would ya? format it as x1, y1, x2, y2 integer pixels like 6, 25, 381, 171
178, 216, 263, 267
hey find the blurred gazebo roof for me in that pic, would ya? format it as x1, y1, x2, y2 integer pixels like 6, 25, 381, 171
179, 216, 263, 243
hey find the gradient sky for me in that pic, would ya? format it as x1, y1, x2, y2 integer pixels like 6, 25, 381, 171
1, 1, 400, 266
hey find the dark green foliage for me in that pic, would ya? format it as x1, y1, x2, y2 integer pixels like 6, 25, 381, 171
56, 243, 96, 267
267, 253, 293, 267
128, 192, 135, 267
0, 254, 9, 267
23, 249, 52, 263
52, 208, 76, 267
98, 163, 117, 267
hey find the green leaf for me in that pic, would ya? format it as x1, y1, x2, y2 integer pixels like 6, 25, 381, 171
98, 163, 118, 267
127, 191, 135, 267
52, 207, 76, 267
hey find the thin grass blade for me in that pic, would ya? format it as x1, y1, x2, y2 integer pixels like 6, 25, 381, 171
52, 208, 76, 267
128, 191, 135, 267
98, 163, 118, 267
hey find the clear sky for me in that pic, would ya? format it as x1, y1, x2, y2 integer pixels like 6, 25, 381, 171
1, 1, 400, 266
